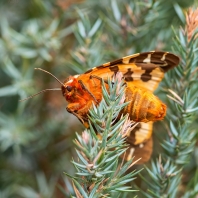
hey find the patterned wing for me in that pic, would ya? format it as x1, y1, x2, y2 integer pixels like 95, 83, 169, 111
83, 51, 180, 92
124, 136, 153, 164
126, 122, 153, 145
124, 122, 153, 164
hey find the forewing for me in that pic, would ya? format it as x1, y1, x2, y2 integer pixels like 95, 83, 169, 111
83, 51, 180, 92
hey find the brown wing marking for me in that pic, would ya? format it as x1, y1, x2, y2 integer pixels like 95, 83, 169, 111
83, 51, 180, 92
126, 122, 153, 145
82, 63, 164, 92
85, 51, 180, 74
123, 63, 164, 91
124, 122, 153, 164
125, 51, 180, 71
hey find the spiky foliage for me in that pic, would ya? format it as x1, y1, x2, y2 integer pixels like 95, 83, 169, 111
140, 157, 181, 198
65, 73, 140, 197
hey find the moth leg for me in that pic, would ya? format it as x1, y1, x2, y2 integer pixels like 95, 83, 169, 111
66, 104, 85, 124
66, 103, 81, 113
78, 80, 98, 104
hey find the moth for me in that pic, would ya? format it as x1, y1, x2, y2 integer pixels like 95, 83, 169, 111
22, 51, 180, 164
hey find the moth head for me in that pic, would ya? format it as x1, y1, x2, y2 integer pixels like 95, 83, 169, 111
62, 75, 82, 101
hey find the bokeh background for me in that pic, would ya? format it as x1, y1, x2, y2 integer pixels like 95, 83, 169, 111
0, 0, 197, 197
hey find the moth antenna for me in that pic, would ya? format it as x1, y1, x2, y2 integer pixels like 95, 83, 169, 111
19, 88, 61, 102
34, 68, 65, 87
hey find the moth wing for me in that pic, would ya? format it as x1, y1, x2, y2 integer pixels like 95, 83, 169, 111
124, 137, 153, 164
121, 122, 153, 164
126, 122, 153, 145
83, 51, 180, 92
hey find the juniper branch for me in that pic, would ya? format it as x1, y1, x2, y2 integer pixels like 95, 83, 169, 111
65, 72, 141, 197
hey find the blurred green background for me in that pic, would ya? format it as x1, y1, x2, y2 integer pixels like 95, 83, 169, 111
0, 0, 197, 197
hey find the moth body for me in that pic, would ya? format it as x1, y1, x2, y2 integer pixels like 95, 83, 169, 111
62, 76, 166, 127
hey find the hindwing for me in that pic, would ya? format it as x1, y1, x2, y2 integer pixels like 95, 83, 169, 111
124, 136, 153, 164
124, 122, 153, 164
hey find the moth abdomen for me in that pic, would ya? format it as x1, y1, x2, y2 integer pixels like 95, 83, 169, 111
123, 85, 166, 122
